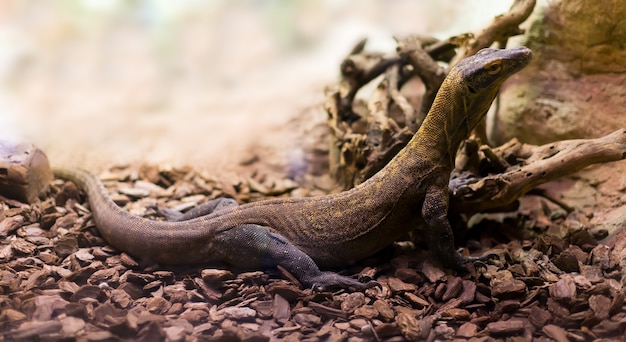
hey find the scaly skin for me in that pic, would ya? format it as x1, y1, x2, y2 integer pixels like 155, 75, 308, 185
54, 47, 532, 290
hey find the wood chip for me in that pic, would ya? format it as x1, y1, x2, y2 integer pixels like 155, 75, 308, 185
549, 275, 576, 301
491, 279, 527, 300
486, 319, 525, 335
542, 324, 570, 342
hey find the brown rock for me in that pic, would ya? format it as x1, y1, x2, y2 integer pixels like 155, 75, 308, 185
64, 303, 87, 319
218, 307, 257, 321
119, 253, 139, 268
546, 298, 570, 319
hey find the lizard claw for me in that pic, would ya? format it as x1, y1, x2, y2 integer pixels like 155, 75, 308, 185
307, 272, 380, 292
442, 250, 492, 271
454, 250, 499, 270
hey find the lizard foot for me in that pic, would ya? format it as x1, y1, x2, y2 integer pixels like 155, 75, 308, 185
453, 250, 501, 270
306, 272, 380, 292
442, 250, 491, 271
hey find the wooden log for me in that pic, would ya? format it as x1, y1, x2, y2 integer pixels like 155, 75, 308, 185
0, 141, 53, 203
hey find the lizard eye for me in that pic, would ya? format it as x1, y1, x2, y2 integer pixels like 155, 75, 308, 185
484, 60, 502, 75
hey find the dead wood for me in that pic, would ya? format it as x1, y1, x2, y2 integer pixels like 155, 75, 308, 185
451, 0, 537, 65
450, 129, 626, 215
326, 0, 538, 189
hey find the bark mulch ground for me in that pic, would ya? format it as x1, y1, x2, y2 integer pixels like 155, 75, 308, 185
1, 164, 625, 341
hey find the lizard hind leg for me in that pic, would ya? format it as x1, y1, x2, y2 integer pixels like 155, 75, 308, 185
212, 224, 379, 292
153, 197, 239, 221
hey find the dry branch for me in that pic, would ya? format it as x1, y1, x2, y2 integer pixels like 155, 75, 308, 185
450, 129, 626, 214
452, 0, 537, 64
326, 1, 537, 189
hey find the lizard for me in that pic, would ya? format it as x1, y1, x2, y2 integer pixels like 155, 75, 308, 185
53, 47, 532, 291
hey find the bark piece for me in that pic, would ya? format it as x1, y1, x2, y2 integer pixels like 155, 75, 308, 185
492, 279, 527, 300
542, 324, 569, 342
456, 322, 478, 338
0, 141, 53, 203
487, 319, 525, 335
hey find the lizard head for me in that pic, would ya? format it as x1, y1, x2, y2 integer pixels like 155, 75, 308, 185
449, 46, 533, 131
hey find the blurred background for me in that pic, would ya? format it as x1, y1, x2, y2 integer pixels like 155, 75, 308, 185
0, 0, 513, 173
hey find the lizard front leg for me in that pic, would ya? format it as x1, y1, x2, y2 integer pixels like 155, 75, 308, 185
212, 224, 379, 291
422, 185, 473, 269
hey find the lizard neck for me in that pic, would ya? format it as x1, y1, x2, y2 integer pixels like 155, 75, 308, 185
356, 79, 475, 194
402, 80, 477, 172
402, 74, 499, 171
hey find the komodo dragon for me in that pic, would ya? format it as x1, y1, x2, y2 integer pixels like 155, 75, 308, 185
54, 47, 532, 291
